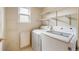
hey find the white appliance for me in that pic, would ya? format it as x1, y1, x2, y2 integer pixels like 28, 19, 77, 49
32, 26, 50, 51
41, 26, 76, 51
41, 33, 75, 51
32, 29, 44, 51
32, 26, 76, 51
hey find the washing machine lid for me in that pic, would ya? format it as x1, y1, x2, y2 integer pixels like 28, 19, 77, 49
32, 29, 49, 34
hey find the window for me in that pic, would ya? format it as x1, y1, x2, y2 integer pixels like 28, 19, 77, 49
19, 7, 31, 23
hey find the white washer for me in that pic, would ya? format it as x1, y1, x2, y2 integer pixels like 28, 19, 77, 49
32, 29, 47, 51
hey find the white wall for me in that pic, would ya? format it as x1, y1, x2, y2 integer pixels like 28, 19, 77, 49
5, 7, 42, 51
77, 8, 79, 49
42, 8, 77, 30
0, 8, 5, 38
42, 8, 77, 27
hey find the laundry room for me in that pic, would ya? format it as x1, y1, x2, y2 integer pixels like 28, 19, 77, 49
0, 7, 79, 51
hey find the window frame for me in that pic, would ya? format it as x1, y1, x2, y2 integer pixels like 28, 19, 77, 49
18, 7, 31, 23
